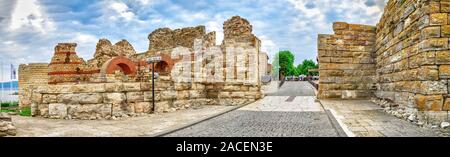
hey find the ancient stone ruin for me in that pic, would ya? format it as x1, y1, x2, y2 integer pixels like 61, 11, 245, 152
19, 16, 269, 120
318, 0, 450, 125
0, 113, 16, 137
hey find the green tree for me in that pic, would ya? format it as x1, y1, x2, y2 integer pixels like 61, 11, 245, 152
272, 50, 296, 76
297, 59, 318, 76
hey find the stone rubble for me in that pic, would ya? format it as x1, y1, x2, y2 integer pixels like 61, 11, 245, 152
0, 113, 16, 137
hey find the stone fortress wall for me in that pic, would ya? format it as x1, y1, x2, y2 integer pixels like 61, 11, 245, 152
317, 22, 377, 99
318, 0, 450, 124
19, 16, 268, 120
18, 63, 49, 108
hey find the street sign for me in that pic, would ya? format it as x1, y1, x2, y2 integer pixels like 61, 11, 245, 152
147, 56, 162, 63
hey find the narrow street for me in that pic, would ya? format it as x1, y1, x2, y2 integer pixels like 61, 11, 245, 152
164, 81, 346, 137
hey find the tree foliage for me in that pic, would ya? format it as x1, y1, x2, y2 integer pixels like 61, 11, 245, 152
272, 51, 319, 77
297, 59, 318, 76
272, 50, 296, 76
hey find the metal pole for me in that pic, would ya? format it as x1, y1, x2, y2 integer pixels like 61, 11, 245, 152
152, 62, 155, 113
10, 63, 13, 106
1, 60, 3, 105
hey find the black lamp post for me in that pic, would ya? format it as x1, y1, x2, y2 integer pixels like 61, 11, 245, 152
147, 56, 161, 113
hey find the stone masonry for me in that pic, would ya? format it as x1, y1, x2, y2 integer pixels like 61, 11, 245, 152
19, 63, 49, 108
0, 113, 16, 137
318, 0, 450, 125
19, 16, 269, 120
318, 22, 377, 99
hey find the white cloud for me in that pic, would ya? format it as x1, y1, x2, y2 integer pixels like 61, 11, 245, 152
71, 33, 98, 44
9, 0, 55, 34
108, 2, 135, 21
136, 0, 153, 5
205, 20, 223, 45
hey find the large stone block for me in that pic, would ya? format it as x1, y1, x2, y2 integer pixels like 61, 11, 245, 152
421, 81, 448, 95
57, 93, 103, 104
112, 102, 134, 116
444, 98, 450, 111
230, 92, 245, 98
154, 101, 171, 113
67, 104, 111, 120
409, 51, 436, 68
126, 92, 144, 103
160, 91, 177, 100
48, 103, 67, 119
417, 66, 440, 81
103, 93, 126, 104
143, 91, 161, 101
430, 13, 447, 25
442, 1, 450, 13
174, 83, 191, 90
31, 93, 42, 104
140, 82, 152, 91
123, 83, 141, 92
134, 102, 151, 113
104, 83, 125, 92
176, 91, 189, 99
421, 26, 440, 39
441, 25, 450, 37
69, 84, 105, 93
333, 22, 349, 31
223, 85, 240, 91
38, 104, 49, 117
188, 90, 204, 99
439, 65, 450, 79
419, 38, 448, 52
436, 50, 450, 64
415, 95, 443, 111
42, 94, 57, 104
318, 90, 342, 99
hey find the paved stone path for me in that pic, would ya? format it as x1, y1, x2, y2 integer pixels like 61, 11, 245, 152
10, 81, 443, 137
321, 100, 441, 137
12, 105, 235, 137
164, 81, 345, 137
266, 81, 316, 96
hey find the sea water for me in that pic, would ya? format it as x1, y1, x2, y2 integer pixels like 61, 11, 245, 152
0, 88, 18, 103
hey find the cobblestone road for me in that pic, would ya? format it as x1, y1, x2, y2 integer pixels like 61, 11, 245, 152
164, 82, 345, 137
266, 81, 316, 96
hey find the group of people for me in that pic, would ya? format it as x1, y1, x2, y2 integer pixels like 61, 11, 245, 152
285, 75, 318, 81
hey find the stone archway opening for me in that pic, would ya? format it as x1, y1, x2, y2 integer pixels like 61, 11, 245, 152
102, 56, 137, 76
115, 63, 133, 75
154, 61, 169, 74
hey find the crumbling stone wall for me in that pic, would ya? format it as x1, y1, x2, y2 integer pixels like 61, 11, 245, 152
29, 75, 212, 119
259, 52, 269, 77
318, 22, 377, 99
88, 39, 137, 68
0, 113, 16, 137
375, 0, 449, 124
18, 63, 49, 108
48, 43, 100, 84
318, 0, 450, 124
147, 26, 215, 52
20, 16, 266, 119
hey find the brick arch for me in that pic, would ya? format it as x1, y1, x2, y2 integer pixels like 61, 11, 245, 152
101, 56, 137, 75
148, 54, 177, 74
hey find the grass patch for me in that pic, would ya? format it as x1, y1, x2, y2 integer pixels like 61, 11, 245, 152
19, 107, 31, 117
1, 109, 17, 113
1, 101, 18, 108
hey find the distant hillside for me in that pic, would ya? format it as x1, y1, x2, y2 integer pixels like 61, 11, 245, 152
0, 81, 18, 89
